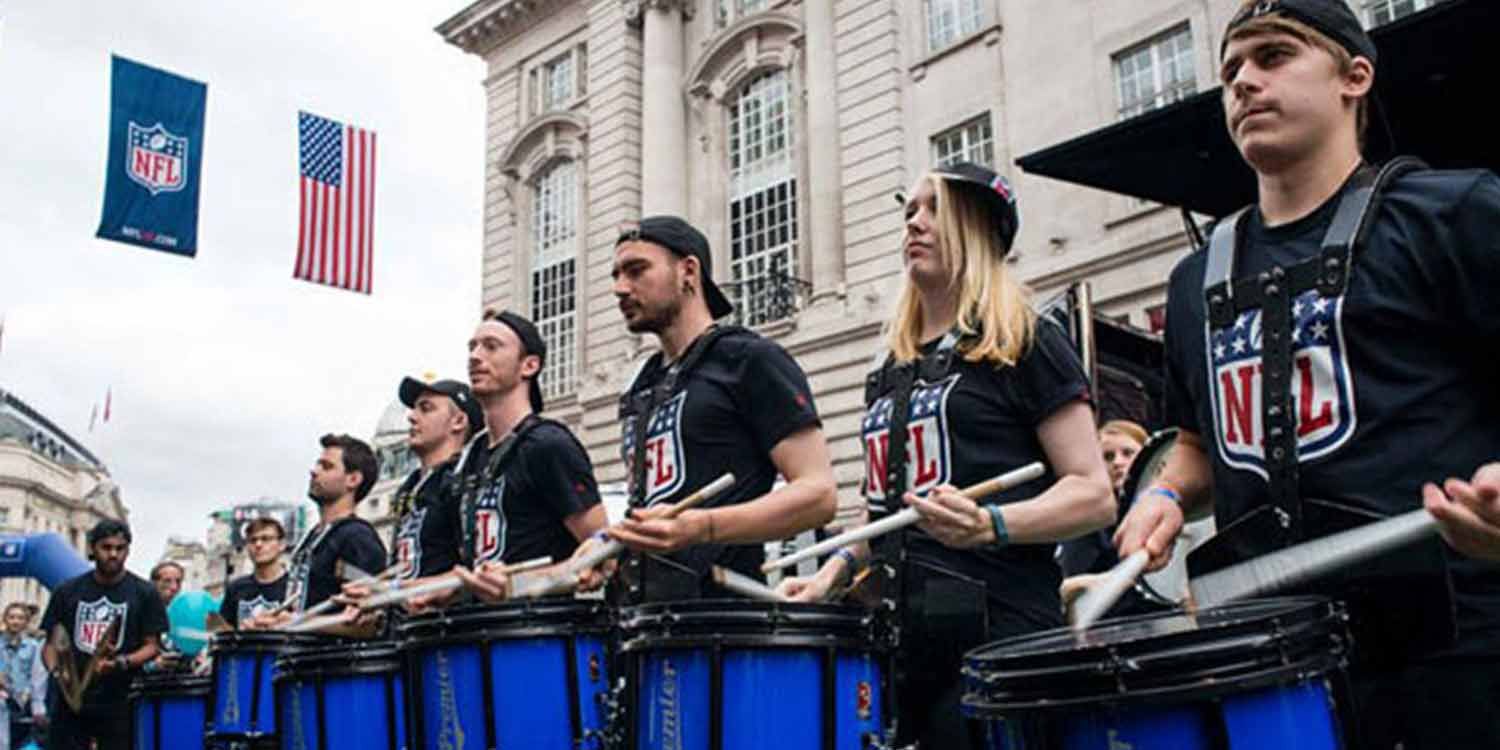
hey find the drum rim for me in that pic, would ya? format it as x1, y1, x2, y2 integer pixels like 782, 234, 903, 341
617, 598, 883, 653
396, 599, 612, 648
962, 596, 1349, 712
274, 640, 404, 680
208, 630, 321, 653
130, 673, 213, 698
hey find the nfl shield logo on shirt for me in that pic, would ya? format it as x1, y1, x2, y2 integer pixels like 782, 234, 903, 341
623, 391, 688, 506
861, 375, 959, 509
126, 121, 189, 195
1208, 289, 1357, 478
74, 597, 128, 655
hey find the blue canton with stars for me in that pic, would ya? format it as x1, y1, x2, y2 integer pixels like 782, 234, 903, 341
299, 112, 344, 186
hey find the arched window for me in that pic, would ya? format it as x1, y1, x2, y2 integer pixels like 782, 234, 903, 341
726, 70, 799, 326
530, 160, 579, 400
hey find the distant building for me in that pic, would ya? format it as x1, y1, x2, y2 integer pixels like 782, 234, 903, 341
0, 386, 128, 612
358, 399, 420, 552
159, 536, 211, 592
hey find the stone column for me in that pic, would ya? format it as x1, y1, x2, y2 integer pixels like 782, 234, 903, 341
802, 0, 845, 303
636, 0, 688, 215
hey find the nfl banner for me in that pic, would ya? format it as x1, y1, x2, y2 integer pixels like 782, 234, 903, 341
96, 55, 207, 257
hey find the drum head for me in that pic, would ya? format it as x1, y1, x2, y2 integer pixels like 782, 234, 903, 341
131, 672, 212, 698
397, 599, 611, 648
619, 599, 881, 652
964, 597, 1348, 714
275, 639, 402, 681
208, 630, 318, 654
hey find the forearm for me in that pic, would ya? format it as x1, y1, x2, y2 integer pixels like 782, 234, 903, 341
123, 641, 161, 668
1150, 431, 1214, 518
992, 473, 1115, 545
705, 473, 837, 544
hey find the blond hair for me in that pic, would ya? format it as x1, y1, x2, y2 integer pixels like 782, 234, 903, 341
1099, 419, 1148, 447
885, 173, 1035, 367
1226, 4, 1370, 143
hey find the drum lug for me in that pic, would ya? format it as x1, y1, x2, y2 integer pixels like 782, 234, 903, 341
860, 722, 914, 750
582, 675, 629, 750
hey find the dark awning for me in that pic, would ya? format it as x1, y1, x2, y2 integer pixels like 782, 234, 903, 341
1016, 0, 1499, 218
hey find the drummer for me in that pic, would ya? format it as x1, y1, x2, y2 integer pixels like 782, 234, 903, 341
247, 434, 386, 629
440, 310, 608, 603
777, 163, 1114, 748
1057, 420, 1158, 615
1115, 1, 1500, 746
218, 517, 288, 628
568, 215, 837, 600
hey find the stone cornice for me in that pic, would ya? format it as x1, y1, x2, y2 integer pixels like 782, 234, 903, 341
621, 0, 696, 26
436, 0, 574, 56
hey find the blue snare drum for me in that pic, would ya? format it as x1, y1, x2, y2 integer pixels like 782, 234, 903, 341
208, 631, 317, 745
274, 640, 408, 750
130, 673, 210, 750
397, 600, 613, 750
963, 597, 1352, 750
619, 600, 891, 750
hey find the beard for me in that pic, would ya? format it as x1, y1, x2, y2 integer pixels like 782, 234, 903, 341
624, 293, 683, 334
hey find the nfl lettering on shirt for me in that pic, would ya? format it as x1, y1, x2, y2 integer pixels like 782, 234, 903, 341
862, 377, 958, 503
1210, 289, 1354, 477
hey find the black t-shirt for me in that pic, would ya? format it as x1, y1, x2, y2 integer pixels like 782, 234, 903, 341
1163, 168, 1500, 652
861, 317, 1091, 639
390, 460, 462, 579
283, 515, 386, 612
621, 327, 822, 583
456, 419, 601, 567
40, 571, 168, 717
219, 573, 288, 628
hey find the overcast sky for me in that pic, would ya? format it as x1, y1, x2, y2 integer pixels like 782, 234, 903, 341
0, 1, 486, 576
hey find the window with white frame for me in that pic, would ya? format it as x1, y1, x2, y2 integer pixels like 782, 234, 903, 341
926, 0, 985, 52
717, 0, 768, 28
530, 160, 578, 401
931, 115, 994, 168
727, 70, 800, 326
1363, 0, 1444, 26
1113, 24, 1196, 120
529, 45, 587, 116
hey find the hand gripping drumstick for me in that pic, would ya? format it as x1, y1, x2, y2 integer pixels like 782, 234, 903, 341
357, 555, 553, 610
1069, 549, 1150, 635
760, 462, 1046, 574
512, 472, 738, 599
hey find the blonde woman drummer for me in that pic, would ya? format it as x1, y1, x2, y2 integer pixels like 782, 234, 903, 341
777, 162, 1113, 749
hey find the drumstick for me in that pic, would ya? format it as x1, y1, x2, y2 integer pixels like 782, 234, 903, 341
281, 612, 356, 634
1070, 549, 1150, 634
1189, 508, 1438, 610
711, 566, 788, 602
282, 561, 406, 628
760, 462, 1046, 573
357, 555, 553, 610
513, 472, 738, 599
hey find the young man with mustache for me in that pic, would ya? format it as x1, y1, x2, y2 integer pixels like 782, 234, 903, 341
1115, 2, 1500, 746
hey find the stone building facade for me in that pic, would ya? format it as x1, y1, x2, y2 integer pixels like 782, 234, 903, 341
436, 0, 1439, 524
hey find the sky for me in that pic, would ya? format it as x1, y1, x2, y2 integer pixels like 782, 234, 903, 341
0, 1, 486, 576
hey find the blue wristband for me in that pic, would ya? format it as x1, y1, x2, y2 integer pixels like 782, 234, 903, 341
834, 548, 859, 570
985, 504, 1010, 548
1146, 486, 1181, 504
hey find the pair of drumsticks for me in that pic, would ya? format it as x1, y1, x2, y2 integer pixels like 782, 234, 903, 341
48, 616, 123, 713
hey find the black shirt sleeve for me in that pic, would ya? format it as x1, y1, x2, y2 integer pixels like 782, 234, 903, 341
1012, 317, 1092, 425
336, 521, 388, 579
219, 578, 243, 627
522, 426, 602, 521
1444, 172, 1500, 339
39, 580, 68, 634
731, 338, 822, 454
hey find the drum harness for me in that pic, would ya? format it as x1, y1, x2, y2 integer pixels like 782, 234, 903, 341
1196, 157, 1458, 662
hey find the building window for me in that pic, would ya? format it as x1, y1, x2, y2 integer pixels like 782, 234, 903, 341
931, 115, 994, 168
529, 46, 587, 116
727, 70, 804, 327
717, 0, 768, 28
530, 160, 578, 401
1363, 0, 1444, 26
1146, 304, 1167, 334
1114, 24, 1196, 120
926, 0, 985, 52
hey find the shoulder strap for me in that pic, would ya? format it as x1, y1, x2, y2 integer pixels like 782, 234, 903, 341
460, 413, 545, 564
873, 330, 964, 510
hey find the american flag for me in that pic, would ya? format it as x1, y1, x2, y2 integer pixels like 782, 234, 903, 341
295, 111, 376, 294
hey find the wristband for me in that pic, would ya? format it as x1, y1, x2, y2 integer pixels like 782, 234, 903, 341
985, 504, 1010, 548
1145, 486, 1182, 504
834, 548, 860, 571
590, 530, 609, 543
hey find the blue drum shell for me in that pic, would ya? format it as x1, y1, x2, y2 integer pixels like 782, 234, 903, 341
274, 640, 407, 750
397, 599, 614, 750
962, 596, 1350, 750
207, 630, 320, 740
620, 599, 890, 750
130, 673, 210, 750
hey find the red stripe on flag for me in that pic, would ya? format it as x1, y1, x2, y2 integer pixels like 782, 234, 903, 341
295, 179, 308, 279
365, 131, 376, 294
345, 126, 355, 291
319, 183, 331, 284
357, 130, 367, 293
